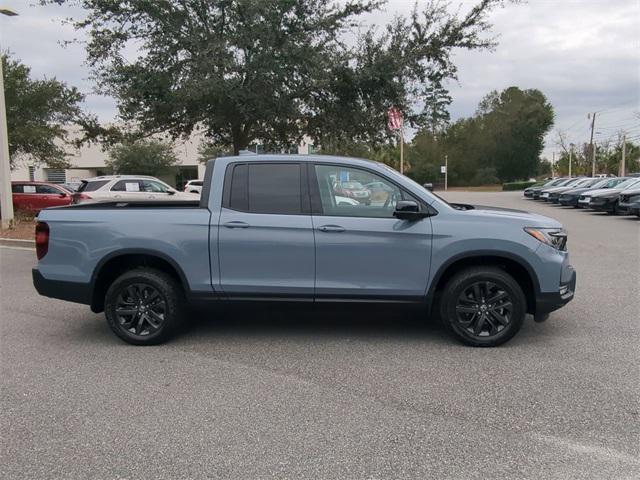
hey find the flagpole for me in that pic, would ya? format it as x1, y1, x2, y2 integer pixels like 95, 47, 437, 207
400, 125, 404, 174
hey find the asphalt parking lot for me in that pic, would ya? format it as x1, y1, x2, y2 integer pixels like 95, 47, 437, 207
1, 191, 638, 479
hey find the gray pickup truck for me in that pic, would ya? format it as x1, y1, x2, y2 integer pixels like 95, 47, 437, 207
33, 154, 576, 347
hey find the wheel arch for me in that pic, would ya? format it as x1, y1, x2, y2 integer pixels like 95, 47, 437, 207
427, 251, 540, 315
90, 249, 190, 313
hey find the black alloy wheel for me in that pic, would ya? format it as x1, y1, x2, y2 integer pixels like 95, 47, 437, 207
454, 281, 513, 337
105, 268, 183, 345
440, 267, 526, 347
115, 283, 167, 336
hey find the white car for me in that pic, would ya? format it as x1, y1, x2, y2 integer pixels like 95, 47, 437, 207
72, 175, 199, 204
183, 180, 203, 194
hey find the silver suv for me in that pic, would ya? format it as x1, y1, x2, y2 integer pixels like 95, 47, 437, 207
72, 175, 199, 204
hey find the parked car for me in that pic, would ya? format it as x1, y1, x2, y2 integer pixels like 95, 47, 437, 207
617, 188, 640, 216
72, 175, 199, 204
333, 180, 371, 204
578, 177, 638, 209
33, 154, 576, 348
525, 178, 567, 199
539, 177, 587, 202
588, 178, 640, 214
183, 180, 203, 194
11, 181, 73, 213
558, 177, 621, 207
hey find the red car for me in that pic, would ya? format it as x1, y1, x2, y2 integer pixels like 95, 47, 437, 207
12, 181, 73, 213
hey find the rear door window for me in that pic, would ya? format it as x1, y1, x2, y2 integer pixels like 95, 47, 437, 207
111, 180, 142, 192
12, 184, 25, 193
36, 185, 62, 194
225, 163, 304, 215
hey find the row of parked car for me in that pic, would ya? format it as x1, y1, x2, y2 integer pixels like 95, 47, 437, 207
10, 175, 200, 213
523, 175, 640, 216
10, 174, 407, 214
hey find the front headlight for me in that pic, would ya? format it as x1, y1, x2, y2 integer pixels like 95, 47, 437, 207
524, 227, 567, 251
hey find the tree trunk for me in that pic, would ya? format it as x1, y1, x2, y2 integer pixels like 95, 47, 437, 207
232, 124, 249, 155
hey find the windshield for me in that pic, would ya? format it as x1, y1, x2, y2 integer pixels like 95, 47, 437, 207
585, 178, 607, 188
617, 178, 640, 190
572, 178, 595, 187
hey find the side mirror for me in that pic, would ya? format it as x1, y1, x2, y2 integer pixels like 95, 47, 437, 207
167, 189, 176, 195
393, 200, 427, 220
59, 192, 68, 197
423, 183, 434, 192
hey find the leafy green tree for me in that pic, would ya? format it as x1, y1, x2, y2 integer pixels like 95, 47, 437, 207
3, 53, 85, 168
44, 0, 512, 154
106, 140, 179, 176
477, 87, 554, 181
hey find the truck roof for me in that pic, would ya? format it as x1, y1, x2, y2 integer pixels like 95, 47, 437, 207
211, 153, 381, 167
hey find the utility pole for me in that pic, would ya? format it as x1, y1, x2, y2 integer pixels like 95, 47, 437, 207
589, 112, 597, 177
570, 143, 576, 178
0, 8, 19, 229
620, 133, 626, 176
551, 151, 555, 177
444, 155, 448, 191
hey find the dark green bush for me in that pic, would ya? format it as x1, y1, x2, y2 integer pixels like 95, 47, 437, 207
502, 181, 537, 191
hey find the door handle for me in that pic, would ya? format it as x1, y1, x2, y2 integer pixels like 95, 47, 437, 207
223, 221, 250, 229
318, 225, 345, 233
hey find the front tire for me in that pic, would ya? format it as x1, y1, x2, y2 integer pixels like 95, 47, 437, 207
104, 268, 184, 345
439, 267, 526, 347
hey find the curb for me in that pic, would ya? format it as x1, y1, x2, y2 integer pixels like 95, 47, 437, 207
0, 238, 35, 249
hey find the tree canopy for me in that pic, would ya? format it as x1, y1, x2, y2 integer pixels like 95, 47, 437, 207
106, 139, 179, 176
407, 86, 554, 185
3, 53, 85, 168
44, 0, 512, 154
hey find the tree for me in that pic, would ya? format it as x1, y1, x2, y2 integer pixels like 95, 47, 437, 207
45, 0, 512, 154
3, 53, 85, 168
106, 140, 179, 176
477, 87, 554, 181
407, 86, 554, 185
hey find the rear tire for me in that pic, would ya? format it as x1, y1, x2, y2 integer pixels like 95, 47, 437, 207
439, 267, 526, 347
104, 268, 184, 345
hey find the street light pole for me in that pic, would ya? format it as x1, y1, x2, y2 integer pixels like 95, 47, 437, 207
0, 7, 18, 229
569, 143, 574, 178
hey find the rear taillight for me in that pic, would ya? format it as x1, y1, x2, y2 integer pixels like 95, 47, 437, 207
35, 222, 49, 260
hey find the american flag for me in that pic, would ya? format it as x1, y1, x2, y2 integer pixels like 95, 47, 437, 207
387, 107, 403, 130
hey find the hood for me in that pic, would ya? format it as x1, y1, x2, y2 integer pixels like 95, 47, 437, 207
620, 188, 640, 197
562, 187, 593, 196
458, 205, 562, 228
544, 185, 577, 194
580, 188, 614, 197
590, 187, 629, 198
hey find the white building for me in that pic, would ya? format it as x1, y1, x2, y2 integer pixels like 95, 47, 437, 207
10, 127, 314, 188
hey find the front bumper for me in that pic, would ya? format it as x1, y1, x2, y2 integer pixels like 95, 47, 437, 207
589, 197, 616, 211
535, 266, 577, 317
559, 195, 579, 206
32, 268, 92, 305
618, 200, 640, 215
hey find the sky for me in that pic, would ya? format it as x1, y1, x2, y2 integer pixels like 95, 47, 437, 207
1, 0, 639, 160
